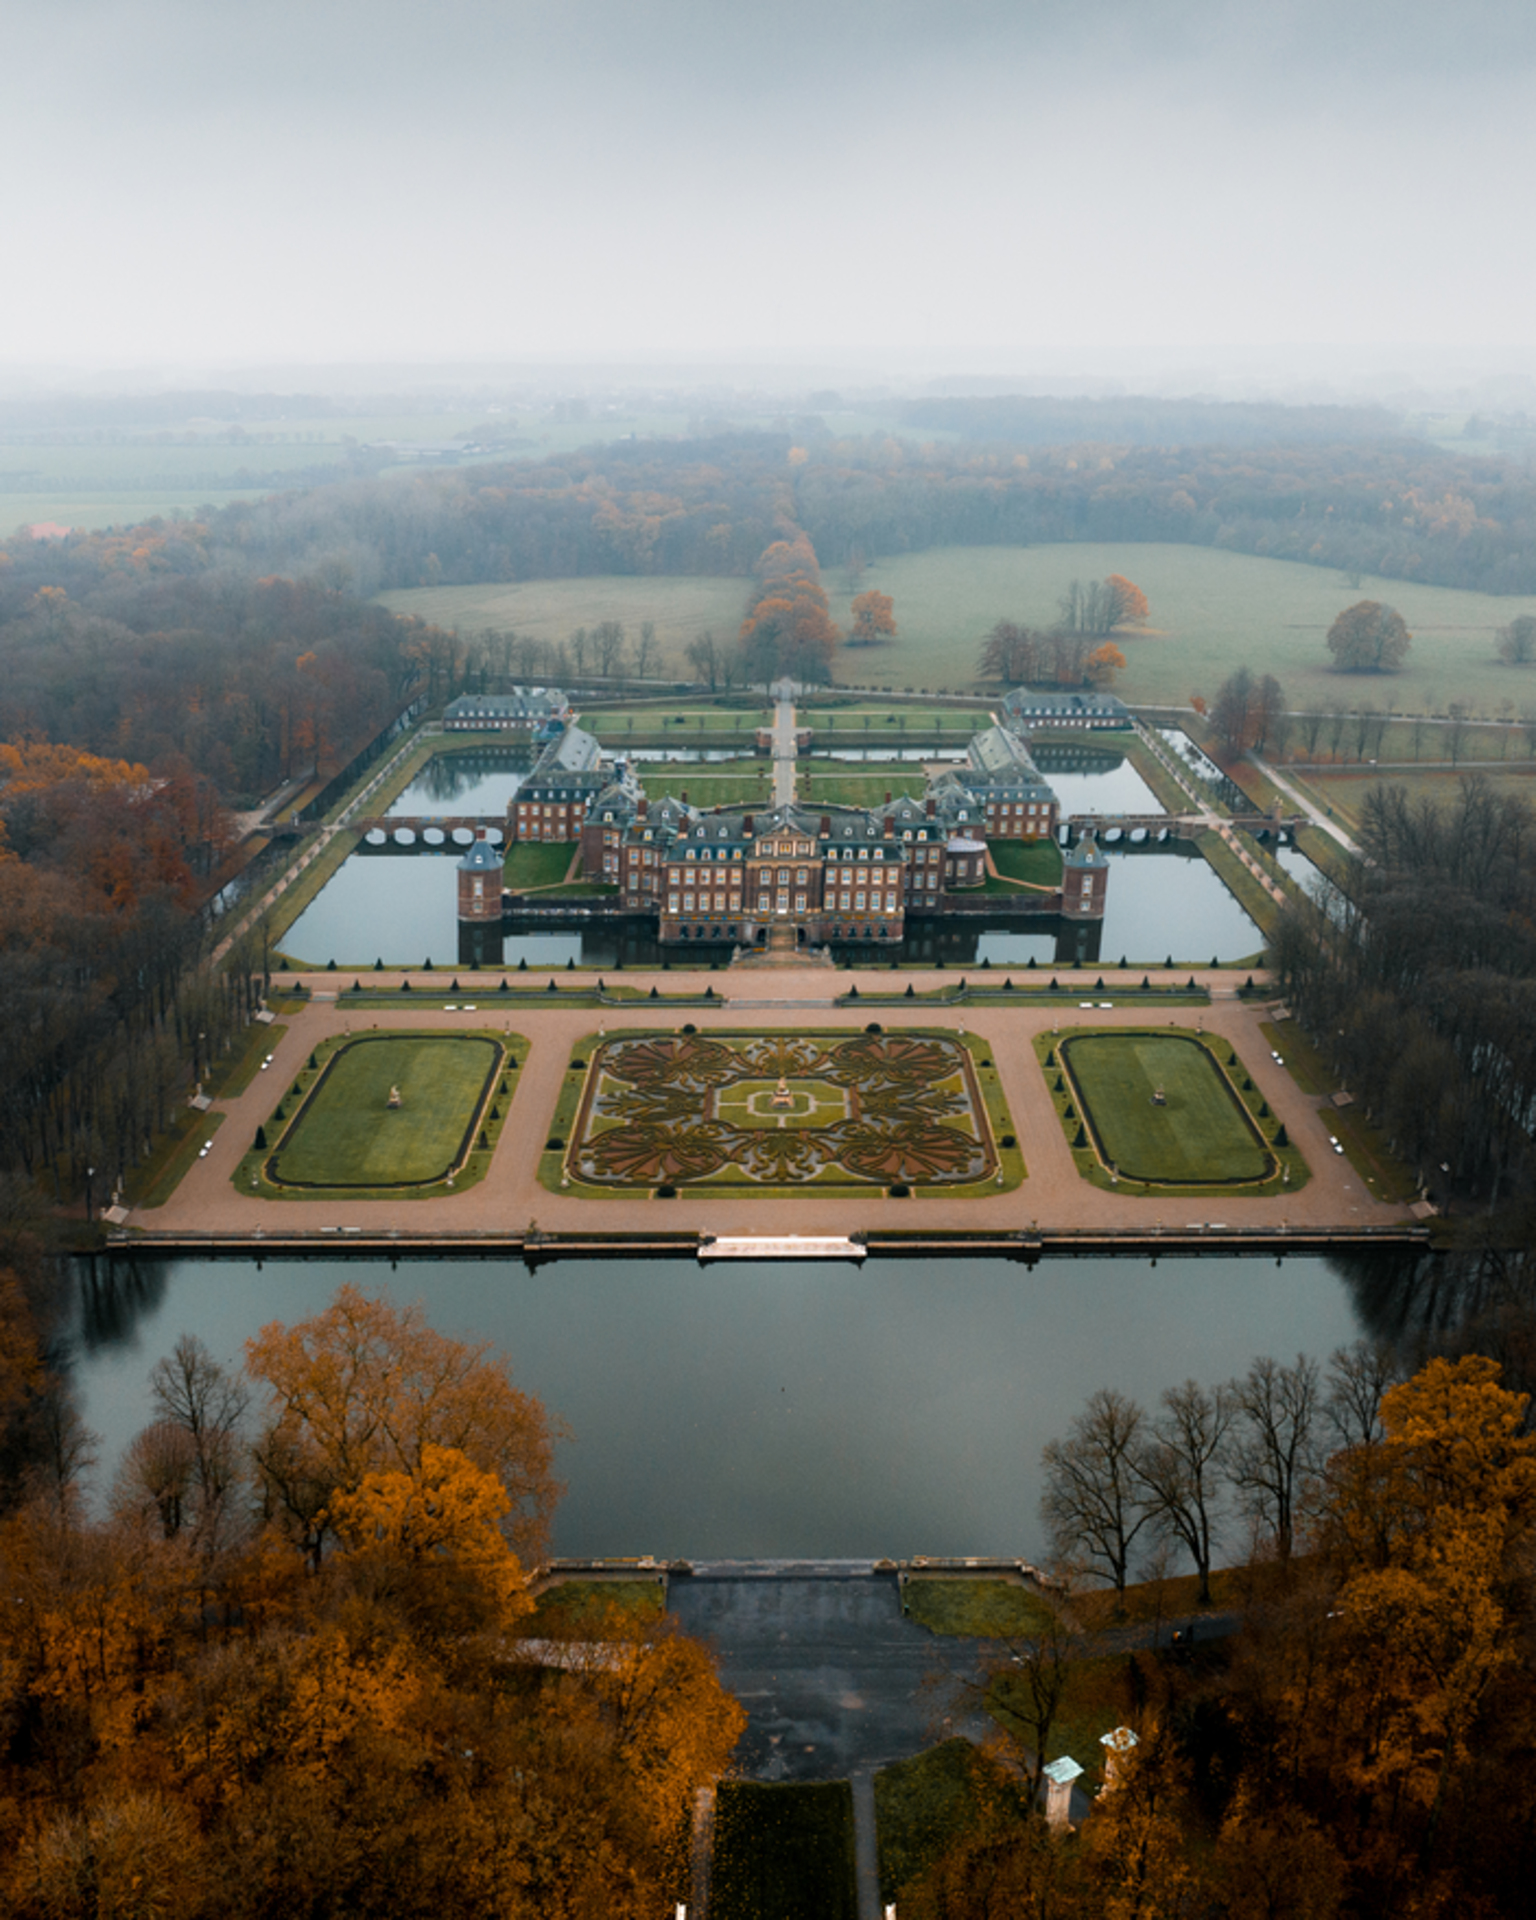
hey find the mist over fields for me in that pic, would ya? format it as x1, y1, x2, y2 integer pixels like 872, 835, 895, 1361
4, 0, 1535, 377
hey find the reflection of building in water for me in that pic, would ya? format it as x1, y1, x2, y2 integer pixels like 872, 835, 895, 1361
463, 687, 1117, 950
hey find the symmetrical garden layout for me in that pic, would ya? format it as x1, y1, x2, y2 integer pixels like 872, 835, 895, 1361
1044, 1027, 1305, 1195
257, 1032, 509, 1194
565, 1030, 1006, 1193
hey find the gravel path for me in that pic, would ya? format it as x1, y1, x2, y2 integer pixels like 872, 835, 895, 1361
135, 966, 1411, 1242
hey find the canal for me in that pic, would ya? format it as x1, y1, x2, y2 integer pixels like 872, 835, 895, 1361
68, 1250, 1372, 1562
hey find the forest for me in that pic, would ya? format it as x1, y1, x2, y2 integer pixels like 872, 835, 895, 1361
0, 1285, 743, 1918
1272, 776, 1536, 1246
894, 1349, 1536, 1920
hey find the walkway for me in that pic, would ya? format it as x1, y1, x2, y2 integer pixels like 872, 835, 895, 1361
1249, 755, 1363, 856
769, 678, 800, 806
129, 968, 1415, 1246
211, 726, 438, 965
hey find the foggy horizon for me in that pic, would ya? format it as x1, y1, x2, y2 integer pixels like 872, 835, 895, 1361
7, 1, 1535, 389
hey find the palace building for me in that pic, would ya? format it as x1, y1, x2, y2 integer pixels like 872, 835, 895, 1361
468, 691, 1112, 946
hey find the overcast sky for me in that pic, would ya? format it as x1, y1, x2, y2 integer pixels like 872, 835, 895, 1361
5, 0, 1535, 382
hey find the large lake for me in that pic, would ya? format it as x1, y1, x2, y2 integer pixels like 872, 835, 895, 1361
68, 1251, 1370, 1563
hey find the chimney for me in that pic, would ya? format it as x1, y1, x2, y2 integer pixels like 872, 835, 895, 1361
681, 789, 688, 804
637, 795, 648, 817
884, 790, 892, 804
884, 815, 895, 836
819, 815, 831, 836
925, 796, 936, 817
743, 814, 754, 836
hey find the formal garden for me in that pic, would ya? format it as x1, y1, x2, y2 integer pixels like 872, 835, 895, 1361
238, 1031, 520, 1198
550, 1028, 1021, 1198
1039, 1027, 1308, 1197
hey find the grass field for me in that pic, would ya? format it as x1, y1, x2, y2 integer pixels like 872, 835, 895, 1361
377, 576, 751, 659
527, 1578, 665, 1634
990, 839, 1064, 886
712, 1782, 858, 1920
379, 544, 1536, 719
876, 1742, 1024, 1903
502, 842, 576, 889
1061, 1031, 1273, 1185
903, 1578, 1059, 1639
801, 771, 926, 805
1287, 763, 1536, 833
638, 768, 770, 804
266, 1034, 501, 1188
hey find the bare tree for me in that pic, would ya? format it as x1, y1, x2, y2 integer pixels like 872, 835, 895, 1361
1254, 675, 1287, 756
150, 1333, 249, 1527
1225, 1356, 1322, 1561
1323, 1338, 1402, 1449
1134, 1380, 1235, 1604
1041, 1388, 1151, 1595
635, 621, 659, 680
1446, 703, 1467, 767
1212, 669, 1256, 755
593, 621, 626, 678
1301, 710, 1327, 758
1496, 613, 1536, 665
985, 1600, 1082, 1807
685, 632, 720, 691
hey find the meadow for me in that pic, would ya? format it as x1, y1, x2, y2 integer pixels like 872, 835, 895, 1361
376, 574, 751, 661
380, 543, 1536, 720
1289, 763, 1536, 833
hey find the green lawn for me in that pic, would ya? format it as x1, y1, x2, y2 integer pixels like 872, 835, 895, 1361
801, 772, 927, 805
903, 1578, 1059, 1639
502, 842, 575, 889
377, 545, 1536, 720
267, 1034, 502, 1187
989, 839, 1064, 886
711, 1782, 858, 1920
1289, 763, 1536, 835
639, 768, 770, 805
527, 1578, 665, 1635
1062, 1031, 1272, 1185
875, 1742, 1025, 1903
818, 542, 1536, 716
377, 576, 752, 659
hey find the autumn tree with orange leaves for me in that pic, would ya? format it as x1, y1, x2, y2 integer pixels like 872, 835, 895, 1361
0, 1288, 744, 1919
737, 534, 841, 684
848, 587, 897, 647
244, 1284, 562, 1568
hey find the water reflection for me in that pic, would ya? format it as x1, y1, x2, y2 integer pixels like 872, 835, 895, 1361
387, 748, 532, 818
284, 833, 1259, 968
65, 1251, 1368, 1558
1046, 758, 1163, 817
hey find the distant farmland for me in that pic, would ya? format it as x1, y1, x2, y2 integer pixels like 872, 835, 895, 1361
377, 542, 1536, 719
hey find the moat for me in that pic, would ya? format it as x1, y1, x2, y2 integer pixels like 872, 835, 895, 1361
67, 1249, 1374, 1560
